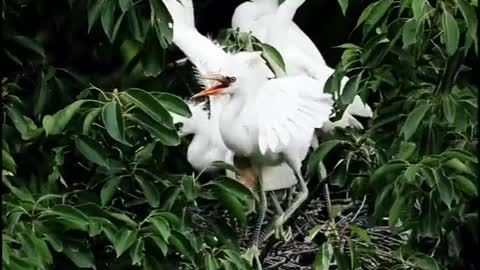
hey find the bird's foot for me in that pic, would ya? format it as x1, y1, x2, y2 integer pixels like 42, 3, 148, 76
274, 222, 293, 242
242, 245, 262, 270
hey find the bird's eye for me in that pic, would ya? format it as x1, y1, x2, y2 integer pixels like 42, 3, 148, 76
227, 76, 236, 83
174, 122, 184, 131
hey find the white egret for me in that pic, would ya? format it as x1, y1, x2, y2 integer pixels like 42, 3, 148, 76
231, 0, 373, 129
171, 97, 297, 190
164, 0, 334, 247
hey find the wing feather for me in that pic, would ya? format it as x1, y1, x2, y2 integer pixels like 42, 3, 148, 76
255, 75, 333, 155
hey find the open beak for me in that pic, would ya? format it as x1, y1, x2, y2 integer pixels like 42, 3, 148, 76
191, 75, 227, 99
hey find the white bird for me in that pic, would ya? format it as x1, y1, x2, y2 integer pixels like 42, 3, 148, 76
232, 0, 372, 130
172, 97, 297, 190
164, 0, 333, 246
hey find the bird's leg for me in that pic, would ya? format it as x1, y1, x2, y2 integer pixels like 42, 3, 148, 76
273, 168, 308, 230
251, 166, 267, 247
269, 192, 284, 215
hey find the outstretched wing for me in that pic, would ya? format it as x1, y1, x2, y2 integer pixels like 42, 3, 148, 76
164, 0, 227, 75
255, 75, 333, 154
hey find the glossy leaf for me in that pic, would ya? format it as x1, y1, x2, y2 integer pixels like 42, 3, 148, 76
402, 18, 417, 48
442, 8, 460, 55
129, 111, 179, 146
63, 245, 96, 269
124, 88, 173, 127
101, 0, 115, 41
129, 238, 144, 266
75, 135, 109, 168
114, 228, 138, 258
307, 140, 346, 176
454, 175, 477, 197
119, 0, 132, 12
88, 0, 107, 32
150, 216, 171, 242
337, 0, 349, 16
389, 194, 406, 226
341, 73, 362, 105
438, 176, 454, 209
313, 242, 333, 270
83, 107, 101, 135
43, 100, 89, 135
402, 104, 430, 140
102, 101, 129, 145
154, 93, 192, 117
262, 43, 286, 76
100, 177, 122, 206
135, 175, 160, 207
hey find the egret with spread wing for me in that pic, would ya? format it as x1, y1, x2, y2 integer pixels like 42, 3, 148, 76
164, 0, 334, 248
232, 0, 373, 128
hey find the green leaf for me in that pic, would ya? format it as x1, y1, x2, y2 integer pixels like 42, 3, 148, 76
182, 175, 195, 201
412, 0, 425, 22
442, 96, 456, 124
360, 0, 393, 36
215, 185, 247, 226
129, 238, 144, 266
135, 175, 160, 207
114, 228, 138, 258
11, 35, 45, 58
402, 18, 417, 48
411, 254, 440, 270
154, 93, 192, 117
455, 0, 478, 49
337, 0, 349, 16
100, 177, 122, 206
454, 175, 477, 197
43, 100, 89, 135
398, 141, 417, 160
3, 243, 10, 265
63, 245, 96, 269
443, 158, 472, 174
129, 111, 179, 146
150, 216, 171, 241
169, 230, 194, 261
350, 224, 371, 242
389, 194, 406, 226
214, 176, 254, 200
112, 12, 126, 43
119, 0, 132, 12
261, 43, 286, 76
438, 176, 454, 209
2, 176, 34, 202
6, 106, 43, 140
402, 104, 430, 140
143, 255, 162, 270
124, 88, 173, 127
43, 232, 63, 252
83, 107, 101, 135
371, 161, 408, 186
313, 242, 333, 270
101, 0, 116, 41
2, 149, 16, 173
141, 29, 165, 77
404, 165, 418, 182
75, 135, 109, 167
307, 140, 346, 176
88, 0, 107, 32
102, 101, 130, 145
149, 236, 168, 256
341, 73, 362, 105
149, 0, 173, 47
442, 8, 460, 55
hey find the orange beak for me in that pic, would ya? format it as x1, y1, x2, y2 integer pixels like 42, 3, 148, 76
191, 84, 226, 99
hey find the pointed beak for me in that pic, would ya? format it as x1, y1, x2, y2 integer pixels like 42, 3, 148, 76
191, 84, 225, 99
191, 74, 228, 99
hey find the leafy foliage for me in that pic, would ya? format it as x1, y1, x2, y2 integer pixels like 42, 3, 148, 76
2, 0, 477, 269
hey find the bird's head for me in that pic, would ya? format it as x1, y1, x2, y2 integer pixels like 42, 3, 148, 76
191, 52, 272, 99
